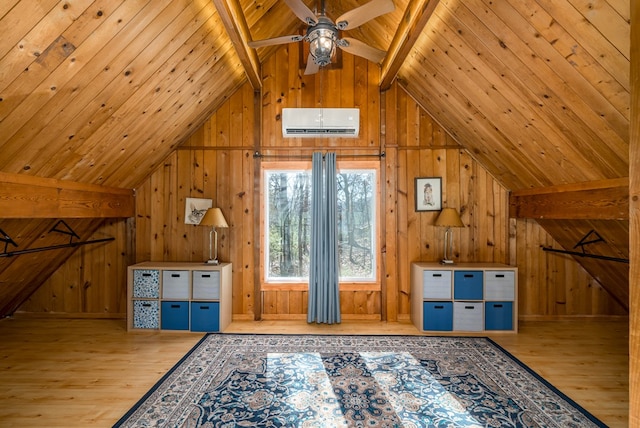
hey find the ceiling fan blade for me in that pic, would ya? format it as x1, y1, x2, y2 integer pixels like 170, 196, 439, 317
338, 37, 386, 64
284, 0, 318, 25
336, 0, 395, 30
248, 34, 304, 48
304, 53, 320, 75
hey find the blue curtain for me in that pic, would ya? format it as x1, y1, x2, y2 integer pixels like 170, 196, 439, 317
308, 152, 341, 324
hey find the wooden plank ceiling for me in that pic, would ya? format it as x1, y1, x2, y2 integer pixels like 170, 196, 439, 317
0, 0, 630, 313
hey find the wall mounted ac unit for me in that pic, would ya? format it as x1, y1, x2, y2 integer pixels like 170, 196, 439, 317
282, 108, 359, 138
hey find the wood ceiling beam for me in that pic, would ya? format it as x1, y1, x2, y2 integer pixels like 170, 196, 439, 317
630, 0, 639, 422
509, 178, 629, 220
213, 0, 262, 90
380, 0, 440, 91
0, 172, 134, 218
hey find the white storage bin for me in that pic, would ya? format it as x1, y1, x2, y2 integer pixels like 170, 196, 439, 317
484, 270, 515, 301
422, 270, 452, 299
162, 270, 189, 299
192, 271, 221, 300
453, 301, 483, 331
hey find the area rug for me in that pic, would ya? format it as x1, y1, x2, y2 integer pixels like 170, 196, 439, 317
114, 334, 606, 427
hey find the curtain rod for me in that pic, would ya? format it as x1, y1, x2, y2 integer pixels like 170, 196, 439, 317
253, 151, 385, 159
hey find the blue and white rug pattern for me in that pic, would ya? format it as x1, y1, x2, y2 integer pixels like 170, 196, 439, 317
115, 335, 606, 427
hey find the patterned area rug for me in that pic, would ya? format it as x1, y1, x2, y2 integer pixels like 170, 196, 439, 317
114, 335, 606, 427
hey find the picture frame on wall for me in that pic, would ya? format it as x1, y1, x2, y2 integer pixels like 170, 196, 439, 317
184, 197, 212, 224
415, 177, 442, 212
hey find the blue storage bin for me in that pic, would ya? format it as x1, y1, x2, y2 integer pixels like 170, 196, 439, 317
484, 301, 513, 330
190, 301, 220, 332
454, 271, 483, 300
161, 301, 189, 330
423, 301, 453, 331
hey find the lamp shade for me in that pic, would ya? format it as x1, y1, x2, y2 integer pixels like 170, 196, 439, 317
434, 208, 464, 228
199, 208, 228, 228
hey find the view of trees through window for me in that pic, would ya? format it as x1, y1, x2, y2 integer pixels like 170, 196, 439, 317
264, 167, 377, 282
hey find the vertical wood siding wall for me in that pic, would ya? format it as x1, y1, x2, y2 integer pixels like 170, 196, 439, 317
18, 48, 625, 319
516, 219, 626, 317
17, 219, 133, 316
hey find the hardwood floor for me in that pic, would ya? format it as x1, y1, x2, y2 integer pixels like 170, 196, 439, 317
0, 317, 628, 427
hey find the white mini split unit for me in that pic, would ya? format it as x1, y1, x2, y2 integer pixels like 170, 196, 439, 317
282, 108, 359, 138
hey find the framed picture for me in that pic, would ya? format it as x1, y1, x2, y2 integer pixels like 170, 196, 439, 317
184, 197, 212, 224
415, 177, 442, 212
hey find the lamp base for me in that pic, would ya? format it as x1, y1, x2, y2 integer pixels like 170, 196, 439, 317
205, 259, 220, 265
440, 259, 455, 265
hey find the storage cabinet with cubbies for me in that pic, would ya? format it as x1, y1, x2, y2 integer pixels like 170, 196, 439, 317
127, 262, 232, 332
411, 263, 518, 333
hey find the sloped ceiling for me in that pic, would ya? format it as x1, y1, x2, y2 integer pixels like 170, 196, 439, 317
0, 0, 630, 314
400, 0, 629, 189
390, 0, 630, 309
0, 0, 246, 188
0, 0, 629, 188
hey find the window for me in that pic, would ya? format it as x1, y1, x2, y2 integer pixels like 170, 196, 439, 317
262, 161, 379, 286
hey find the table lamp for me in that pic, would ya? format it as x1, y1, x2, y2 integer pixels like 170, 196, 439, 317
434, 208, 464, 264
199, 208, 228, 264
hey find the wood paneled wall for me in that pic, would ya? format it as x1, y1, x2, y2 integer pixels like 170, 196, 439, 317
17, 219, 132, 316
129, 48, 622, 321
258, 48, 382, 320
515, 219, 626, 317
17, 47, 624, 320
130, 79, 258, 320
385, 82, 512, 320
629, 1, 639, 424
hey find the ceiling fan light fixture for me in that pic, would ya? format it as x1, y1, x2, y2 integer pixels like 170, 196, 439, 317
250, 0, 395, 73
306, 16, 337, 67
308, 29, 336, 66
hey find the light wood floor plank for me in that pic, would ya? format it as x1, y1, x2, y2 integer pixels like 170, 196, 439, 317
0, 317, 628, 427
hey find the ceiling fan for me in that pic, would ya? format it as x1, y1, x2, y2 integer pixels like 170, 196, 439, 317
247, 0, 395, 75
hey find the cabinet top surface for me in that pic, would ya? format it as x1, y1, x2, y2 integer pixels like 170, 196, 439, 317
412, 262, 516, 270
129, 261, 231, 269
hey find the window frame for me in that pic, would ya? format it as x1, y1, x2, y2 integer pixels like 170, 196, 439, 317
259, 160, 381, 292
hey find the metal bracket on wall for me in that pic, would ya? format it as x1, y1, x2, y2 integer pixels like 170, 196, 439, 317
0, 228, 18, 254
541, 229, 629, 264
0, 220, 114, 258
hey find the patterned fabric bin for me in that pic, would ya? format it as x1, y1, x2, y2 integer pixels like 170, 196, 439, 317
133, 269, 160, 298
133, 300, 159, 329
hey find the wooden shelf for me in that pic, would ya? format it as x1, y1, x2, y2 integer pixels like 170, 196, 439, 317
127, 262, 232, 332
411, 262, 518, 334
